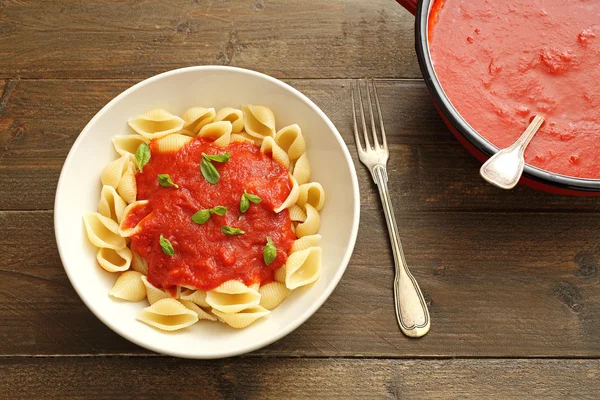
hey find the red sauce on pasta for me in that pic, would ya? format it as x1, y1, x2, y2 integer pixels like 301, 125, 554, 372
123, 138, 296, 293
429, 0, 600, 178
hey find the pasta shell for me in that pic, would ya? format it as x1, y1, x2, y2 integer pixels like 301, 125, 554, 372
215, 107, 244, 133
261, 136, 290, 169
128, 109, 185, 140
182, 107, 216, 133
131, 250, 149, 276
285, 247, 322, 290
179, 299, 218, 321
137, 298, 199, 331
96, 246, 132, 273
112, 134, 149, 157
97, 185, 127, 224
249, 282, 260, 292
275, 124, 306, 161
155, 133, 192, 153
288, 204, 307, 222
274, 266, 286, 283
110, 271, 146, 301
213, 305, 270, 329
116, 162, 137, 204
291, 234, 322, 253
274, 174, 299, 213
230, 133, 256, 145
83, 212, 126, 250
101, 154, 130, 188
205, 280, 261, 314
198, 121, 232, 148
141, 276, 170, 305
295, 204, 320, 238
179, 289, 210, 308
242, 105, 276, 139
292, 153, 311, 185
259, 282, 291, 310
297, 182, 325, 211
119, 200, 150, 237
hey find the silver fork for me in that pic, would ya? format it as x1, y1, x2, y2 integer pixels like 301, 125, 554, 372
352, 79, 430, 338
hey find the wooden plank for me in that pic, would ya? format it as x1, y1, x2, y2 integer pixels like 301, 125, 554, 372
2, 79, 600, 212
0, 0, 419, 79
1, 357, 598, 399
2, 209, 600, 357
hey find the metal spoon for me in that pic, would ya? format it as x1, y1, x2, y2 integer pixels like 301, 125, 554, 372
480, 115, 545, 190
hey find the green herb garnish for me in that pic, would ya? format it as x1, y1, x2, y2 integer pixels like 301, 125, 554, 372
192, 206, 228, 224
135, 142, 151, 172
158, 174, 178, 188
159, 234, 175, 256
240, 190, 262, 212
263, 237, 276, 265
200, 152, 230, 184
221, 225, 245, 236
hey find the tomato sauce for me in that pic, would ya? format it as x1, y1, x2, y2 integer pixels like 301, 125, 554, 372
125, 138, 296, 292
429, 0, 600, 178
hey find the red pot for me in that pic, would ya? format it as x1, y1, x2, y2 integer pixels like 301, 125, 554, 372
396, 0, 600, 195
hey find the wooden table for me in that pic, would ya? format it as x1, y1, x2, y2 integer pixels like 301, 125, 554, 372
1, 1, 599, 398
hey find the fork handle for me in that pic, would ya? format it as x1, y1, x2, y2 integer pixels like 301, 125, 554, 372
373, 165, 431, 338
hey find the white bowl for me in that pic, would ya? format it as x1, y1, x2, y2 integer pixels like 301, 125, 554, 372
54, 66, 360, 358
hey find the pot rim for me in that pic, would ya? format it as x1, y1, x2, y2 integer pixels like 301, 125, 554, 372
414, 0, 600, 192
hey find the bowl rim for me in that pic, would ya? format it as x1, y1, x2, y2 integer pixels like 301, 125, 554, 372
414, 0, 600, 192
54, 65, 361, 358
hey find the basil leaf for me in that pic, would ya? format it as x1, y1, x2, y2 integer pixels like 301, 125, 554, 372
263, 237, 276, 266
192, 209, 211, 224
240, 193, 250, 213
135, 142, 151, 172
159, 234, 175, 256
211, 206, 228, 216
203, 152, 231, 163
244, 190, 262, 204
200, 157, 220, 184
221, 225, 245, 236
158, 174, 179, 188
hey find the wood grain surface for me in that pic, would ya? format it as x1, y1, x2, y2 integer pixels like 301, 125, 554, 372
0, 0, 598, 398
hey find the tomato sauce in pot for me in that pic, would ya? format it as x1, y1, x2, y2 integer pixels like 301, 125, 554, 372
429, 0, 600, 178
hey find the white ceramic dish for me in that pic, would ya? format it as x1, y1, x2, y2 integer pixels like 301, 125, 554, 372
54, 66, 360, 358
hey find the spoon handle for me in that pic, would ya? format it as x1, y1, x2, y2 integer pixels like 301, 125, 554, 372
509, 115, 545, 151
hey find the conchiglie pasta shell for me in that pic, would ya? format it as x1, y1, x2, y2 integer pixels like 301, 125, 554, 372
96, 246, 132, 273
111, 134, 149, 157
119, 200, 150, 237
137, 298, 199, 331
179, 289, 210, 309
274, 266, 286, 283
116, 163, 137, 204
274, 174, 299, 213
261, 136, 290, 169
155, 133, 192, 153
83, 212, 126, 250
291, 234, 322, 253
292, 153, 311, 185
295, 204, 320, 238
179, 299, 217, 321
242, 105, 276, 139
285, 247, 322, 290
141, 275, 170, 305
198, 121, 232, 148
230, 133, 256, 145
110, 271, 146, 301
297, 182, 325, 211
259, 282, 292, 310
98, 185, 127, 224
215, 107, 244, 133
101, 154, 130, 188
182, 107, 216, 133
213, 305, 270, 329
206, 280, 261, 314
128, 109, 185, 140
288, 204, 307, 222
275, 124, 306, 161
131, 250, 149, 276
